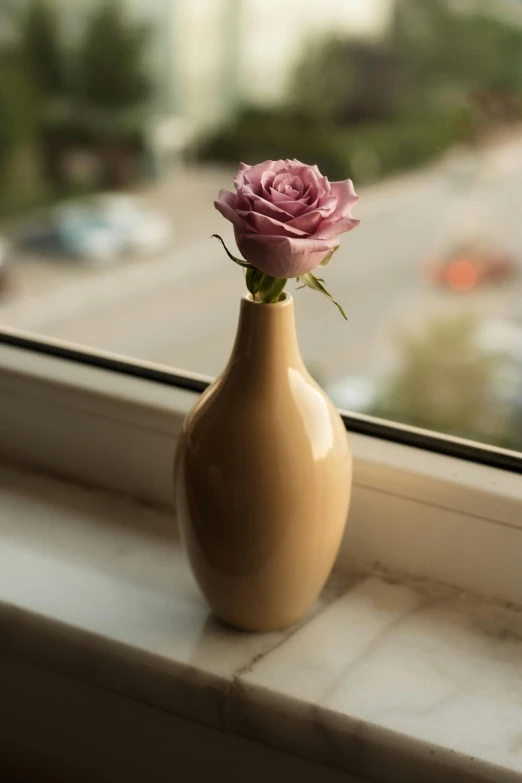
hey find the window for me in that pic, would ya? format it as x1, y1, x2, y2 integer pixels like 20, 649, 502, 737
1, 0, 522, 455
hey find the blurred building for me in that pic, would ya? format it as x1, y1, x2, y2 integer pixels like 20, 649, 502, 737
235, 0, 393, 107
11, 0, 391, 172
147, 0, 394, 146
10, 0, 392, 139
6, 0, 522, 138
14, 0, 522, 174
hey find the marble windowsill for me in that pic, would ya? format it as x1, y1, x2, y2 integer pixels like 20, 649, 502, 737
1, 464, 522, 783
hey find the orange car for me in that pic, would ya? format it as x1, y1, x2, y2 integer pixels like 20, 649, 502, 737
425, 242, 517, 291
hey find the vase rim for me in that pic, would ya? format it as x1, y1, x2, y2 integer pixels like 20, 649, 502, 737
243, 292, 293, 308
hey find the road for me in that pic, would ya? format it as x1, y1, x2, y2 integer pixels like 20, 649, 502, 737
2, 140, 522, 391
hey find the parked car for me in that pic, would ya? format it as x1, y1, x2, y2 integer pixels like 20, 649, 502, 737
20, 194, 173, 264
424, 240, 516, 291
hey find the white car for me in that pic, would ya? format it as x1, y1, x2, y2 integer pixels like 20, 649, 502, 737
24, 194, 174, 264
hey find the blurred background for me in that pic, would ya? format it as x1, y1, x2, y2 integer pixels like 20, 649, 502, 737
1, 0, 522, 451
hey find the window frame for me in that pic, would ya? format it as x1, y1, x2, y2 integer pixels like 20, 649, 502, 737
1, 325, 521, 605
2, 326, 521, 474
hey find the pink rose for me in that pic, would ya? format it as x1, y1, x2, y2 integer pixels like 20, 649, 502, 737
214, 159, 360, 278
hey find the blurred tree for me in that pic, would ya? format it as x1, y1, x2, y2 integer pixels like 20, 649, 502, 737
0, 59, 47, 215
71, 1, 152, 186
4, 1, 68, 201
290, 39, 397, 126
19, 0, 65, 98
370, 314, 509, 446
76, 1, 151, 115
390, 0, 522, 121
0, 0, 153, 207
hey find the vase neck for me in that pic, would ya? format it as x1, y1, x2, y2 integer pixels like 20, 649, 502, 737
226, 293, 303, 375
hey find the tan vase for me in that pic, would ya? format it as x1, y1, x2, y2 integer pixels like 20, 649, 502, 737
174, 292, 352, 631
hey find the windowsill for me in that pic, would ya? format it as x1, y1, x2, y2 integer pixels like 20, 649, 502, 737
2, 463, 522, 783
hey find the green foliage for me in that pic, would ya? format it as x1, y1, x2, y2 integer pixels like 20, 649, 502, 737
212, 234, 251, 268
297, 272, 347, 319
212, 236, 287, 302
391, 0, 522, 116
245, 267, 263, 296
19, 0, 65, 97
257, 274, 287, 303
370, 314, 509, 444
319, 247, 338, 267
343, 109, 474, 182
0, 0, 153, 213
212, 227, 344, 312
199, 106, 473, 184
290, 38, 357, 124
201, 0, 522, 180
0, 60, 48, 215
290, 39, 397, 125
245, 267, 290, 305
76, 1, 151, 112
199, 107, 345, 179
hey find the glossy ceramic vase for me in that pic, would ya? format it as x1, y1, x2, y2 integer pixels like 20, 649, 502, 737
174, 293, 352, 631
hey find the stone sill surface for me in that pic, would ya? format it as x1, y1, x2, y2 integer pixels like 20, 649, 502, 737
1, 463, 522, 783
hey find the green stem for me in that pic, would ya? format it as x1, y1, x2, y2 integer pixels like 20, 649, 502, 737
258, 274, 287, 303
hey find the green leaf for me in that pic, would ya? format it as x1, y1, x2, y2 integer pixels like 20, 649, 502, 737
245, 267, 264, 299
299, 272, 347, 320
319, 246, 339, 267
258, 274, 287, 303
212, 234, 251, 268
245, 267, 256, 296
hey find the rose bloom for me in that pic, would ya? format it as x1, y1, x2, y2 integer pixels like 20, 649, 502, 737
215, 159, 360, 278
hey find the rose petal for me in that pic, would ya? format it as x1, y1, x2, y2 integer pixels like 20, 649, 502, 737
259, 170, 277, 196
269, 188, 308, 207
214, 190, 251, 230
233, 162, 252, 190
235, 190, 253, 212
242, 211, 309, 237
219, 164, 360, 270
269, 191, 310, 217
297, 166, 329, 195
273, 173, 304, 196
300, 183, 312, 201
315, 194, 337, 216
330, 179, 360, 216
239, 159, 289, 190
239, 190, 295, 221
286, 209, 324, 234
314, 215, 361, 240
235, 231, 339, 278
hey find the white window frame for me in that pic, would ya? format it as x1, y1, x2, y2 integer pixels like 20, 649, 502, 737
1, 325, 521, 604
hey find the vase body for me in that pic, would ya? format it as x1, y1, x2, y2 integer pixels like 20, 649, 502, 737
174, 293, 352, 631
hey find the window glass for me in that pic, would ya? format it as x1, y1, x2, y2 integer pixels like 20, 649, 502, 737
1, 0, 522, 451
